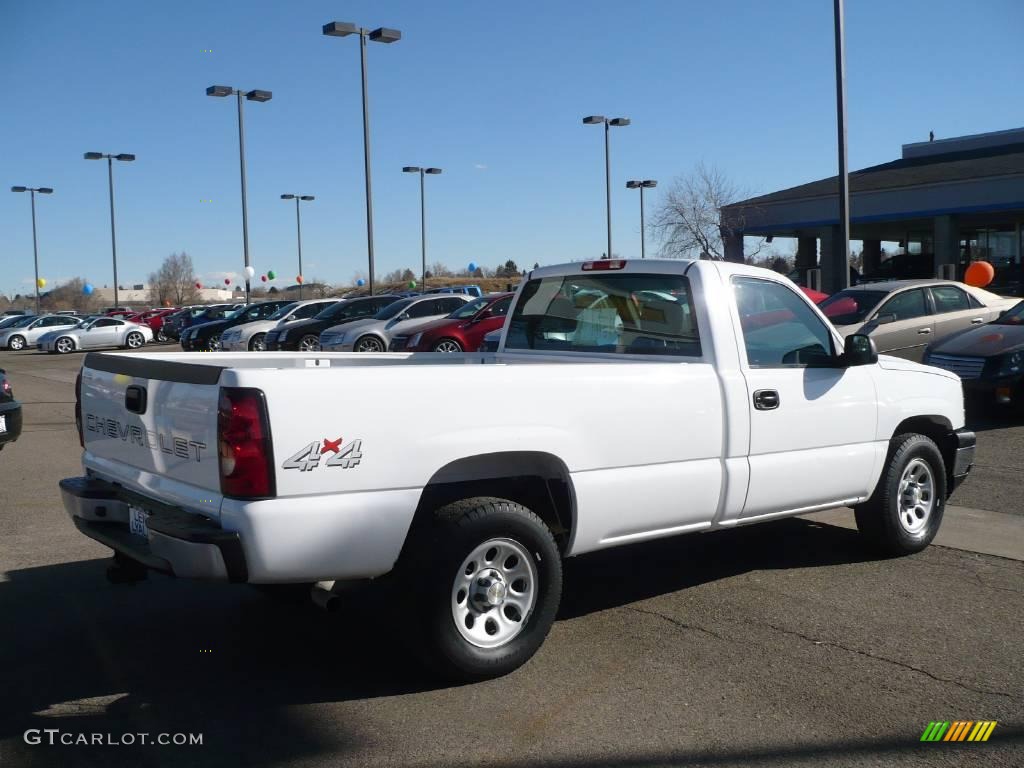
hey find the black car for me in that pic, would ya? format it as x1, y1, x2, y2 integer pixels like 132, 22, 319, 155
181, 300, 295, 351
0, 369, 23, 451
266, 295, 400, 351
163, 305, 230, 341
925, 299, 1024, 411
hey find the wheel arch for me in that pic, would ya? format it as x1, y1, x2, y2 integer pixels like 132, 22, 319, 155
406, 451, 577, 554
355, 332, 387, 349
890, 415, 958, 496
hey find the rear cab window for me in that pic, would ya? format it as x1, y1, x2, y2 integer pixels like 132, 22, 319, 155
505, 273, 701, 356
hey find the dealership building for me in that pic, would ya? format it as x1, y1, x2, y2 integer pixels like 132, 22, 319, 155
720, 127, 1024, 294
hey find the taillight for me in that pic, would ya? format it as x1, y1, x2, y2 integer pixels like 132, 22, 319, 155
75, 369, 83, 447
582, 259, 627, 271
217, 387, 275, 498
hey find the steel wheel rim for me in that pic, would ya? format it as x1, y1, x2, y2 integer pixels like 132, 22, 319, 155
355, 337, 383, 353
299, 336, 320, 352
250, 334, 266, 352
127, 333, 143, 349
434, 340, 462, 353
9, 336, 24, 350
56, 338, 73, 353
451, 537, 538, 649
897, 458, 934, 534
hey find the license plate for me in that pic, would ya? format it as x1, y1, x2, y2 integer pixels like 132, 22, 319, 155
129, 506, 150, 538
0, 415, 6, 434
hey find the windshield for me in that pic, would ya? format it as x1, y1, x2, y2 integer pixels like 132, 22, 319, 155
449, 297, 489, 319
993, 300, 1024, 325
374, 298, 414, 320
818, 289, 889, 325
224, 306, 250, 321
505, 274, 701, 356
8, 315, 37, 328
268, 302, 298, 321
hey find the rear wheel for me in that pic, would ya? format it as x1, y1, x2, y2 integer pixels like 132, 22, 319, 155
7, 335, 25, 351
125, 331, 145, 349
248, 333, 267, 352
855, 433, 946, 556
401, 497, 562, 681
55, 336, 75, 354
433, 338, 463, 353
298, 334, 320, 352
354, 335, 385, 353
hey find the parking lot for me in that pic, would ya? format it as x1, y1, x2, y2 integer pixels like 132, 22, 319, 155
1, 347, 1021, 768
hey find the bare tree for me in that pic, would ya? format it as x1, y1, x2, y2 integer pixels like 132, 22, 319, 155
430, 261, 453, 278
650, 162, 764, 261
41, 278, 98, 312
148, 252, 199, 306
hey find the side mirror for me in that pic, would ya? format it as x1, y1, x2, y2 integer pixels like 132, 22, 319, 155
841, 333, 878, 366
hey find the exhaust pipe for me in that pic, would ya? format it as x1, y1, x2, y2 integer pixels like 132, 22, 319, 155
310, 580, 342, 612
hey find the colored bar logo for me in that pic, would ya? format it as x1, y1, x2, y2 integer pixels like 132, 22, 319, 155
920, 721, 997, 742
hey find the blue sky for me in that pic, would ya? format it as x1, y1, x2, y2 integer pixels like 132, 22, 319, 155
2, 0, 1022, 296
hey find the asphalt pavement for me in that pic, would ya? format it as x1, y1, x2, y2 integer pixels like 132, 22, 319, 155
1, 347, 1021, 768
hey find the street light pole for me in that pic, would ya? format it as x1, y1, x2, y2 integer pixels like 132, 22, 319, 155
11, 186, 53, 315
833, 0, 851, 291
583, 116, 630, 259
85, 152, 135, 309
323, 22, 402, 296
207, 85, 273, 304
626, 180, 657, 258
402, 166, 442, 292
281, 194, 315, 299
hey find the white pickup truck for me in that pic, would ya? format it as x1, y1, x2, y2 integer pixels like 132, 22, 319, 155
62, 259, 976, 680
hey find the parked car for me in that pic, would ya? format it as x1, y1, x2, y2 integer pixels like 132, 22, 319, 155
0, 369, 22, 451
38, 316, 153, 353
266, 295, 401, 352
180, 300, 295, 352
221, 299, 338, 351
424, 285, 483, 298
103, 307, 135, 317
62, 257, 976, 682
391, 293, 514, 352
860, 252, 934, 283
164, 304, 233, 343
479, 327, 502, 352
924, 299, 1024, 410
0, 315, 33, 331
818, 280, 1018, 361
126, 308, 179, 342
2, 309, 30, 316
320, 295, 472, 352
0, 314, 81, 350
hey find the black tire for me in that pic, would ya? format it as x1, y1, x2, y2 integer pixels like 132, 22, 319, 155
432, 338, 463, 353
354, 335, 385, 353
7, 335, 26, 351
205, 334, 221, 352
125, 331, 144, 349
403, 497, 562, 682
156, 329, 168, 342
298, 334, 321, 352
248, 333, 267, 352
854, 433, 946, 556
55, 336, 75, 354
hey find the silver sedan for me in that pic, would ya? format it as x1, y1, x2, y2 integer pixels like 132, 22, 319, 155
319, 295, 471, 352
37, 317, 153, 354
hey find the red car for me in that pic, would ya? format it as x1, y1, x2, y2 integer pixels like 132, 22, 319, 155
125, 308, 179, 341
391, 293, 514, 352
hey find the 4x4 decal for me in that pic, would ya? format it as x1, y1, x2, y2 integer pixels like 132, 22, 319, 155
283, 437, 363, 472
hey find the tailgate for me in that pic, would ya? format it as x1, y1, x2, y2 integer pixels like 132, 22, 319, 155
80, 353, 225, 504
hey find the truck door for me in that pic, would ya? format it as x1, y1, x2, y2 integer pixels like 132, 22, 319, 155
732, 276, 879, 519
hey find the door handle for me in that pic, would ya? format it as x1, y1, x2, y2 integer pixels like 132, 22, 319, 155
970, 318, 984, 325
753, 389, 780, 411
917, 328, 932, 335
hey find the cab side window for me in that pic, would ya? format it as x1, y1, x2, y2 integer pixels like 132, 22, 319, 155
734, 277, 835, 367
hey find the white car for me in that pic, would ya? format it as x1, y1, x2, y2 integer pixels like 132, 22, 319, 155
0, 314, 80, 350
319, 294, 471, 352
63, 258, 975, 681
37, 317, 153, 353
220, 299, 338, 351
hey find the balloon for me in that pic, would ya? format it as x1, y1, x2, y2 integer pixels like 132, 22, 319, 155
964, 261, 995, 288
408, 280, 417, 289
224, 278, 231, 285
267, 270, 276, 280
82, 283, 95, 295
243, 265, 256, 281
195, 282, 202, 289
261, 275, 267, 282
37, 277, 47, 289
356, 278, 365, 287
296, 275, 303, 284
468, 262, 477, 273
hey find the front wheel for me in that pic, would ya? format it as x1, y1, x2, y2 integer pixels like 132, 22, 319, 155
7, 335, 25, 351
248, 333, 267, 352
205, 334, 221, 352
298, 334, 320, 352
156, 328, 168, 342
433, 338, 463, 353
354, 336, 385, 353
55, 336, 75, 354
404, 497, 562, 681
125, 331, 145, 349
855, 433, 946, 556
